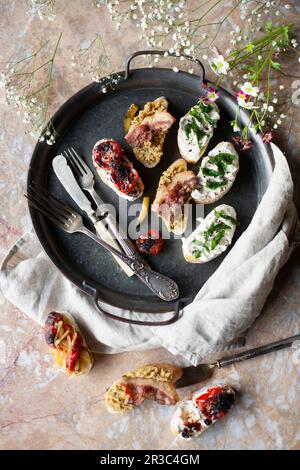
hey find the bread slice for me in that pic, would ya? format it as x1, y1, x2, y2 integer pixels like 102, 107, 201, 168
45, 312, 93, 376
152, 159, 198, 234
171, 385, 236, 439
182, 204, 237, 263
123, 363, 182, 384
105, 377, 180, 413
92, 138, 144, 201
125, 97, 176, 168
177, 98, 220, 163
191, 142, 239, 205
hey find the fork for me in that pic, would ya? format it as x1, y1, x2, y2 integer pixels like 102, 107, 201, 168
64, 147, 137, 258
25, 182, 179, 302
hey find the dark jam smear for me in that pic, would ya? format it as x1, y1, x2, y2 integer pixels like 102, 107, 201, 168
93, 139, 140, 195
181, 421, 202, 439
93, 140, 123, 169
195, 386, 236, 421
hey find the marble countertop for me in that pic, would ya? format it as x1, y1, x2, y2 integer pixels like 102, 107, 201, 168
0, 0, 299, 450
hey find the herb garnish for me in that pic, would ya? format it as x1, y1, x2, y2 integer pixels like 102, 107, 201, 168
214, 210, 237, 225
201, 167, 221, 177
184, 98, 219, 146
184, 121, 206, 143
206, 180, 227, 190
204, 221, 231, 251
192, 219, 232, 256
204, 222, 231, 240
211, 230, 226, 250
204, 152, 236, 190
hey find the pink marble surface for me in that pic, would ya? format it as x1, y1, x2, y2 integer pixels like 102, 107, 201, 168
0, 0, 300, 450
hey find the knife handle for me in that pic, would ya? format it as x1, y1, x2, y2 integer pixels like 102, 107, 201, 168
136, 266, 180, 302
80, 227, 179, 302
94, 221, 134, 277
217, 333, 300, 368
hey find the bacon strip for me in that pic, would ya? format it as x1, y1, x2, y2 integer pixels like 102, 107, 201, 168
125, 111, 175, 148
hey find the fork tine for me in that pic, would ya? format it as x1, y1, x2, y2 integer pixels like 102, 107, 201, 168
29, 181, 75, 218
28, 186, 70, 222
25, 193, 67, 229
67, 149, 83, 176
70, 147, 91, 174
64, 150, 82, 178
27, 186, 69, 222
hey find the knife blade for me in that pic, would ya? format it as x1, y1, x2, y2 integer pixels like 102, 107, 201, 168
52, 155, 134, 276
176, 333, 300, 388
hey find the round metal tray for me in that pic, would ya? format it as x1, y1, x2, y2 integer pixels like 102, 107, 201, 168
27, 51, 274, 322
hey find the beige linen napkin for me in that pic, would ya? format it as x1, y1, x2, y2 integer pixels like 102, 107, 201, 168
1, 144, 299, 364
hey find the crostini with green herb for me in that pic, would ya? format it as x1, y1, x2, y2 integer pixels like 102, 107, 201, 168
191, 141, 239, 204
177, 98, 220, 163
182, 204, 237, 263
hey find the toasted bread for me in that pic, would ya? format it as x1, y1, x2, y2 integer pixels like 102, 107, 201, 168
105, 377, 180, 413
45, 312, 93, 376
92, 138, 144, 201
177, 98, 220, 163
191, 142, 239, 205
125, 97, 176, 168
182, 204, 237, 263
152, 159, 197, 234
123, 363, 182, 384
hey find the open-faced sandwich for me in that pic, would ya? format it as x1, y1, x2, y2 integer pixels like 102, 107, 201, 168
191, 141, 239, 204
105, 363, 182, 413
44, 312, 93, 376
92, 138, 144, 201
171, 385, 236, 440
125, 97, 176, 168
182, 204, 237, 263
152, 159, 198, 234
178, 97, 220, 163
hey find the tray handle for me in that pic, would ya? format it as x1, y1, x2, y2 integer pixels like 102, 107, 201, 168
83, 281, 183, 326
125, 50, 205, 82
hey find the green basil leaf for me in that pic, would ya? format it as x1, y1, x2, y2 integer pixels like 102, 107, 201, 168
204, 222, 230, 242
201, 167, 221, 177
211, 230, 225, 250
194, 250, 202, 259
206, 180, 227, 190
216, 152, 235, 164
203, 243, 210, 253
214, 210, 237, 225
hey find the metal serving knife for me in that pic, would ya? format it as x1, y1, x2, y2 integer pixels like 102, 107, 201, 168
52, 155, 134, 276
176, 333, 300, 388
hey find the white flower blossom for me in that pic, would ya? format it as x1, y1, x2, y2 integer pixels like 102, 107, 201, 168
211, 55, 230, 75
241, 82, 260, 97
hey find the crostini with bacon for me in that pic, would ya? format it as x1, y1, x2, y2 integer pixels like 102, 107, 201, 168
44, 312, 93, 376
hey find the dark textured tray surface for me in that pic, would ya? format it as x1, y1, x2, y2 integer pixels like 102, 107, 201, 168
28, 68, 273, 312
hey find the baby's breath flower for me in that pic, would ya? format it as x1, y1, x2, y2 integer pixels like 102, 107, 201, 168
1, 33, 62, 144
72, 34, 120, 92
28, 0, 56, 21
